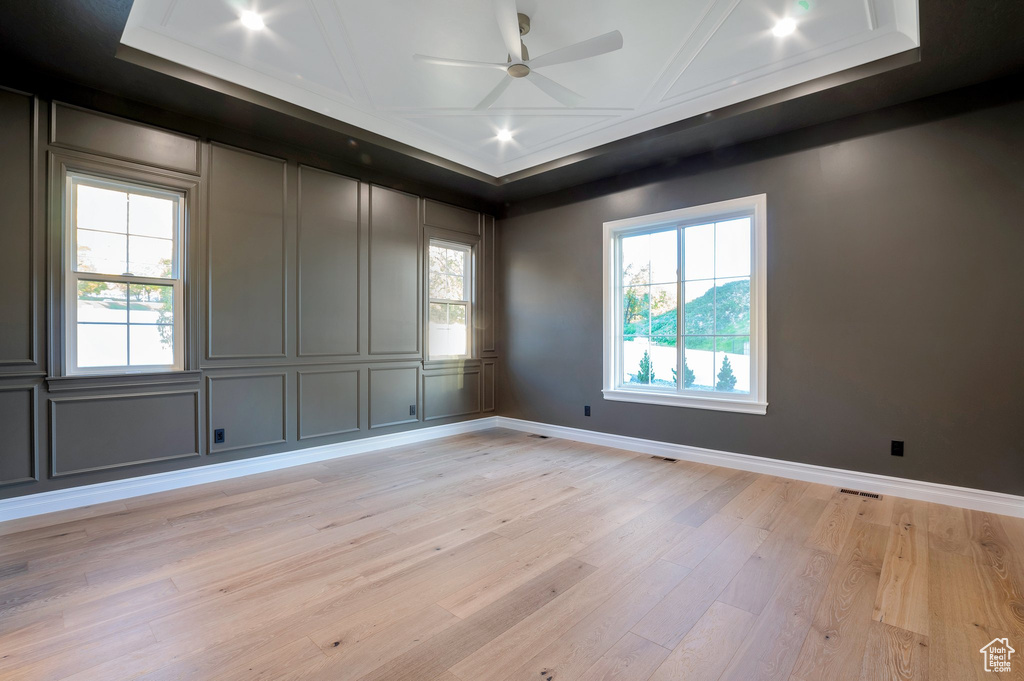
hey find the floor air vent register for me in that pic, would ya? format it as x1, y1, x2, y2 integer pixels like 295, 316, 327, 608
839, 488, 882, 499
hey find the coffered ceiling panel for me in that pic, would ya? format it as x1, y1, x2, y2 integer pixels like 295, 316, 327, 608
121, 0, 919, 179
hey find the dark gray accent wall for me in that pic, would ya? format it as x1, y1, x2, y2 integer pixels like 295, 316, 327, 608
424, 200, 480, 236
497, 98, 1024, 496
297, 167, 360, 358
368, 187, 421, 357
0, 89, 36, 368
207, 374, 286, 454
481, 217, 498, 356
423, 369, 481, 422
297, 369, 359, 440
0, 385, 36, 485
50, 102, 201, 175
482, 361, 496, 413
50, 391, 200, 476
0, 88, 499, 501
369, 365, 419, 429
207, 144, 287, 360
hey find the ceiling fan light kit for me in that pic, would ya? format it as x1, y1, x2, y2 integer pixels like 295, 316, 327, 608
413, 0, 624, 109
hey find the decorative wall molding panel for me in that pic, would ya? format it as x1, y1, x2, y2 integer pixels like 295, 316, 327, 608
206, 373, 287, 455
50, 101, 202, 175
368, 365, 420, 429
367, 186, 421, 357
423, 368, 481, 421
206, 144, 288, 360
482, 361, 496, 413
297, 368, 360, 440
0, 88, 38, 370
49, 390, 200, 477
121, 0, 920, 177
0, 383, 38, 487
296, 166, 361, 358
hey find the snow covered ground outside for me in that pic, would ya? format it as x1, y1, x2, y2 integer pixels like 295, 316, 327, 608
623, 338, 750, 393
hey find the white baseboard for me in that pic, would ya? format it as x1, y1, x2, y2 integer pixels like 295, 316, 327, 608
3, 415, 1020, 523
0, 417, 500, 523
493, 417, 1024, 518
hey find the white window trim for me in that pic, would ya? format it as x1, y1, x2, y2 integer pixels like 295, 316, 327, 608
64, 172, 186, 376
427, 239, 474, 361
602, 194, 768, 415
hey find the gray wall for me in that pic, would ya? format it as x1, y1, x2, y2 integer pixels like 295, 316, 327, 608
497, 98, 1024, 496
0, 89, 498, 500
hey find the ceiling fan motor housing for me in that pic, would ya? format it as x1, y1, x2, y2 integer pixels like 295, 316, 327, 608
507, 12, 531, 77
518, 12, 531, 36
507, 61, 530, 77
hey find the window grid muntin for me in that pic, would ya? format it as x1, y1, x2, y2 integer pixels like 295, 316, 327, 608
615, 212, 754, 396
428, 240, 472, 359
66, 172, 185, 375
71, 174, 181, 280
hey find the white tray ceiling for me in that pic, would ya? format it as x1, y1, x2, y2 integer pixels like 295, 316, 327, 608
121, 0, 919, 179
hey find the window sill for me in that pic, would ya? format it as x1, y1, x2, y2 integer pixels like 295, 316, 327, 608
602, 388, 767, 415
423, 358, 480, 371
46, 370, 202, 393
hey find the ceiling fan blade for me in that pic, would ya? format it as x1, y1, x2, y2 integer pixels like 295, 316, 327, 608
413, 54, 507, 70
528, 72, 583, 107
528, 30, 624, 69
475, 76, 513, 110
493, 0, 523, 61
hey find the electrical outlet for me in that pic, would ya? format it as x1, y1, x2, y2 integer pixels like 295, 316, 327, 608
891, 440, 904, 457
214, 428, 226, 444
584, 405, 591, 417
409, 404, 416, 417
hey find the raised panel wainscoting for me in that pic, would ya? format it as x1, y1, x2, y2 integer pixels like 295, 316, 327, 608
296, 167, 361, 358
206, 144, 288, 361
368, 185, 422, 357
0, 384, 38, 486
423, 367, 482, 421
0, 92, 499, 504
49, 391, 200, 476
297, 369, 360, 440
0, 89, 38, 370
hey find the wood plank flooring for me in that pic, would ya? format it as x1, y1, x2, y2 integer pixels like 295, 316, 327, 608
1, 428, 1022, 680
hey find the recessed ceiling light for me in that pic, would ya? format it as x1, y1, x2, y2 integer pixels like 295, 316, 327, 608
772, 18, 797, 37
496, 129, 513, 142
240, 10, 265, 31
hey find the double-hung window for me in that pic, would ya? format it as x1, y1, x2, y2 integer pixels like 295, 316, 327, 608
603, 194, 767, 414
427, 240, 472, 360
65, 173, 184, 374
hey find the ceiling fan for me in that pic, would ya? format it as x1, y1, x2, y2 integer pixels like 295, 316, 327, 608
413, 0, 623, 110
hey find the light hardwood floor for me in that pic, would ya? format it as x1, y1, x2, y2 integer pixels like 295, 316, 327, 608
1, 428, 1022, 681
